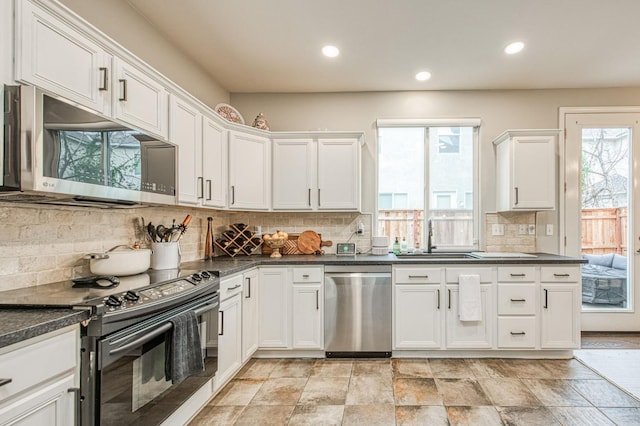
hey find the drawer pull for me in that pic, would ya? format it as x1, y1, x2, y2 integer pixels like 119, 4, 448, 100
316, 290, 319, 310
544, 288, 548, 308
0, 378, 12, 387
228, 284, 241, 291
510, 331, 526, 336
553, 273, 570, 277
245, 277, 251, 298
510, 273, 526, 277
99, 67, 108, 91
447, 289, 451, 309
118, 79, 127, 101
437, 289, 440, 309
303, 274, 310, 278
510, 298, 526, 302
408, 275, 429, 279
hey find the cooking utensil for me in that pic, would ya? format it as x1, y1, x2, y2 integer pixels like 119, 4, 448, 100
175, 214, 193, 242
156, 224, 167, 242
204, 217, 213, 260
85, 245, 151, 276
297, 230, 333, 255
147, 223, 157, 243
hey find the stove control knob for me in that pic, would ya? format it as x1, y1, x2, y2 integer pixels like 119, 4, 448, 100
124, 291, 140, 302
105, 295, 123, 307
192, 273, 202, 282
201, 271, 211, 279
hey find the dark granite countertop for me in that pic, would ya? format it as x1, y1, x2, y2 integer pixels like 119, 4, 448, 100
184, 252, 585, 278
0, 308, 89, 350
0, 252, 583, 348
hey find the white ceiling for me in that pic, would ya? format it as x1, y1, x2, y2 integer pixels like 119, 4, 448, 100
127, 0, 640, 94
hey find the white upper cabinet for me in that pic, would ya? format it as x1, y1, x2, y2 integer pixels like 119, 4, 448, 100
228, 131, 270, 210
317, 138, 361, 210
15, 0, 112, 114
494, 129, 560, 211
113, 58, 168, 139
170, 94, 202, 205
272, 135, 362, 211
272, 138, 316, 210
202, 114, 228, 208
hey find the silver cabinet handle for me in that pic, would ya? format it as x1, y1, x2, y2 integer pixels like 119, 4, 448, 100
228, 284, 241, 291
316, 290, 319, 310
510, 298, 526, 302
514, 187, 519, 205
206, 180, 212, 201
245, 277, 251, 299
99, 67, 108, 91
553, 273, 570, 277
231, 186, 235, 205
308, 188, 311, 206
0, 378, 12, 387
510, 331, 526, 336
437, 289, 440, 310
318, 188, 321, 206
510, 273, 526, 277
197, 177, 204, 199
118, 79, 127, 101
409, 275, 429, 279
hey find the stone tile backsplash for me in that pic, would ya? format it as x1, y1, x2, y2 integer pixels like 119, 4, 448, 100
0, 204, 372, 292
484, 211, 536, 253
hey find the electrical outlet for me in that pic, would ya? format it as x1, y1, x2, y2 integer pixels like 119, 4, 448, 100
528, 224, 536, 235
356, 222, 364, 234
546, 224, 553, 236
518, 224, 527, 235
491, 224, 505, 236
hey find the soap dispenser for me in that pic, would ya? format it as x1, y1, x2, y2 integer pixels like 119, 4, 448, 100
392, 237, 401, 255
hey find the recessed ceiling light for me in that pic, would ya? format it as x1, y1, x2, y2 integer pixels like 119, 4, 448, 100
415, 71, 432, 81
504, 41, 525, 55
322, 45, 340, 58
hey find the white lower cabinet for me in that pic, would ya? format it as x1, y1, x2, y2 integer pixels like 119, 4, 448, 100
394, 284, 442, 349
258, 267, 324, 350
0, 327, 78, 426
241, 268, 259, 361
258, 268, 290, 348
215, 275, 243, 389
445, 284, 494, 349
540, 266, 581, 349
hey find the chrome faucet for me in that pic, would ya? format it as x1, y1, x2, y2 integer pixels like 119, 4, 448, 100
427, 218, 437, 253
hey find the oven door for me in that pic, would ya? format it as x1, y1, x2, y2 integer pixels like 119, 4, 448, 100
95, 294, 218, 426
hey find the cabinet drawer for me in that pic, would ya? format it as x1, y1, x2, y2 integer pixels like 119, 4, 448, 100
497, 317, 537, 348
394, 268, 441, 284
445, 267, 494, 283
292, 268, 323, 283
540, 266, 580, 282
220, 274, 243, 300
497, 267, 536, 282
0, 329, 77, 402
498, 284, 536, 315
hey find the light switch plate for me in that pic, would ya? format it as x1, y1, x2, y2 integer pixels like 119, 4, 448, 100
491, 224, 504, 236
546, 224, 553, 236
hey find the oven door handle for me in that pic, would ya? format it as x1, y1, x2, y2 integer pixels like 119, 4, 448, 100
108, 300, 218, 356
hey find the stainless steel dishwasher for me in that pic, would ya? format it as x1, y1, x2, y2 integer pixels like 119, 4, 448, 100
324, 265, 392, 357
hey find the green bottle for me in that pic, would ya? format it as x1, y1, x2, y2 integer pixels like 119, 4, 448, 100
392, 237, 401, 255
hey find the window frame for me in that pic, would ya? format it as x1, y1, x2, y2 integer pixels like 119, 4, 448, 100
375, 118, 481, 251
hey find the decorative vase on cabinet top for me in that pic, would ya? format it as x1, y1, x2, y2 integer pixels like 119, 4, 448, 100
252, 112, 270, 130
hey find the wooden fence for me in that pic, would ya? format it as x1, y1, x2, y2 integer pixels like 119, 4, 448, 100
377, 209, 473, 248
581, 207, 627, 255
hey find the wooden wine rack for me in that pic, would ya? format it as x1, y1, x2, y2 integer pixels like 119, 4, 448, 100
214, 224, 262, 257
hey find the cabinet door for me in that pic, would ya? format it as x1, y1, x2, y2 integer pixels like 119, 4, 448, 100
258, 268, 290, 348
16, 1, 111, 114
113, 58, 168, 138
0, 374, 76, 426
170, 95, 202, 205
292, 284, 323, 349
272, 139, 315, 210
242, 269, 259, 361
445, 284, 494, 349
394, 285, 442, 349
317, 138, 360, 210
228, 132, 270, 210
540, 285, 580, 348
511, 136, 556, 209
216, 294, 242, 388
202, 115, 227, 208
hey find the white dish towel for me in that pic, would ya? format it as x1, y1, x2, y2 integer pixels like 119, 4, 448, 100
458, 274, 482, 321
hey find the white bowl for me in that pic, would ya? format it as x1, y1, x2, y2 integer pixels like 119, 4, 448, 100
87, 246, 151, 276
371, 236, 389, 247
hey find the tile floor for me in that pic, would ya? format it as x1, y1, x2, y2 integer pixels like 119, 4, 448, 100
188, 357, 640, 425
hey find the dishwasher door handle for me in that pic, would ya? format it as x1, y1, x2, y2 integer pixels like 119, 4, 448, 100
325, 273, 392, 279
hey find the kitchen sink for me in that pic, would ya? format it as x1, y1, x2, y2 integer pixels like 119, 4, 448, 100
395, 252, 477, 259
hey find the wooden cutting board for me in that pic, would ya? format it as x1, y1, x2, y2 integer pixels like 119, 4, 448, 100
297, 230, 333, 254
262, 233, 312, 255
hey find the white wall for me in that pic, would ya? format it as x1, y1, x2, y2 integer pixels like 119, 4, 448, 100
231, 88, 640, 253
59, 0, 229, 109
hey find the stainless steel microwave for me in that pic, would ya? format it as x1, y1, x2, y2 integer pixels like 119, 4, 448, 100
1, 85, 176, 207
